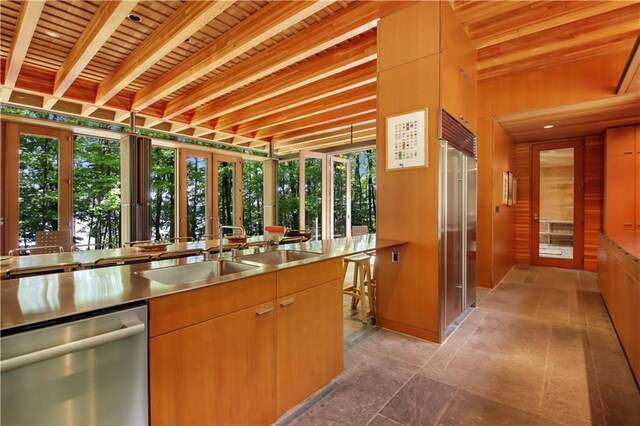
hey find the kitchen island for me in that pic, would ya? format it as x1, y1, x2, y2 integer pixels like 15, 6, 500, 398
1, 235, 405, 425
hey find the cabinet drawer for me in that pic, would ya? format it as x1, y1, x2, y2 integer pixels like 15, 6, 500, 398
149, 273, 276, 336
276, 258, 343, 297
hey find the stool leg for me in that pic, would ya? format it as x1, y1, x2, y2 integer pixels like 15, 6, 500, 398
359, 262, 368, 324
351, 262, 359, 309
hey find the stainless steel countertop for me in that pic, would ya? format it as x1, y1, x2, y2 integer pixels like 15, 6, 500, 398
1, 235, 405, 331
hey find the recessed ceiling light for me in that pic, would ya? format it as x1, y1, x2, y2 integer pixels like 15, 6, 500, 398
185, 37, 191, 43
44, 30, 59, 38
543, 124, 554, 129
128, 13, 142, 22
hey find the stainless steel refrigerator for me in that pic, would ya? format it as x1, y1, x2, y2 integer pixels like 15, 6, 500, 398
439, 110, 477, 336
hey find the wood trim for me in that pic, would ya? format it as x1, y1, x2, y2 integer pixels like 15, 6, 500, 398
95, 0, 234, 106
530, 139, 585, 269
132, 1, 329, 111
164, 29, 377, 120
376, 317, 439, 343
53, 1, 139, 97
4, 0, 45, 87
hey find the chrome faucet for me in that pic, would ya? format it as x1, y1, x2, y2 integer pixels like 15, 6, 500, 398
218, 225, 246, 259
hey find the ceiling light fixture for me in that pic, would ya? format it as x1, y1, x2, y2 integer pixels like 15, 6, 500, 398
543, 124, 554, 129
128, 13, 142, 22
185, 37, 191, 43
44, 30, 59, 38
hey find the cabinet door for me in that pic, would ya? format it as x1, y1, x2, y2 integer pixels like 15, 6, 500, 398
606, 127, 636, 156
629, 273, 640, 381
150, 302, 276, 425
636, 152, 640, 229
605, 154, 635, 232
276, 279, 343, 416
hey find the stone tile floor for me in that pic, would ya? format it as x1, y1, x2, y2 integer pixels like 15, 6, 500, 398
279, 265, 640, 426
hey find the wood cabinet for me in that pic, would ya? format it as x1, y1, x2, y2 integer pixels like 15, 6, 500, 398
605, 125, 640, 232
598, 235, 640, 383
276, 278, 343, 416
150, 302, 277, 426
149, 258, 344, 425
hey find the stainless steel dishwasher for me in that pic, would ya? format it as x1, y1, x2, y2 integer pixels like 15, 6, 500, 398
1, 303, 148, 426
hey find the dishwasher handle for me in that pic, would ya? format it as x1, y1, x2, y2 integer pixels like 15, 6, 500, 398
1, 320, 145, 373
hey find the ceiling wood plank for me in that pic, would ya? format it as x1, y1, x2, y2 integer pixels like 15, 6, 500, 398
53, 0, 139, 97
4, 0, 46, 87
260, 101, 377, 140
165, 30, 377, 120
478, 19, 640, 71
273, 111, 377, 143
95, 0, 235, 106
131, 1, 334, 112
471, 1, 636, 49
232, 82, 376, 136
212, 61, 376, 132
277, 130, 376, 154
187, 1, 416, 126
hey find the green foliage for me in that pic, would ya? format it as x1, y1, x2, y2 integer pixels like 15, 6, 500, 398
186, 157, 207, 239
277, 160, 300, 230
151, 147, 176, 240
218, 161, 235, 227
304, 158, 323, 238
18, 135, 59, 246
332, 162, 348, 237
73, 136, 121, 247
242, 161, 264, 236
340, 150, 377, 233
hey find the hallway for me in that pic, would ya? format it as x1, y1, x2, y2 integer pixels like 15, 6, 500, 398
282, 266, 640, 426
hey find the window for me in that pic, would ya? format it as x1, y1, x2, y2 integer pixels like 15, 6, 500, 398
217, 160, 236, 227
242, 161, 264, 236
340, 150, 377, 232
185, 156, 209, 239
151, 147, 176, 240
73, 135, 122, 247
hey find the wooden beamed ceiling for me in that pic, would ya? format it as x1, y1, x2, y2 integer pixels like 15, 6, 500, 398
1, 0, 638, 154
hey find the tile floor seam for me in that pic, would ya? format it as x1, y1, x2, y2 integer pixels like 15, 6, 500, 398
437, 313, 487, 371
371, 370, 420, 424
433, 387, 460, 425
589, 344, 607, 426
369, 413, 404, 426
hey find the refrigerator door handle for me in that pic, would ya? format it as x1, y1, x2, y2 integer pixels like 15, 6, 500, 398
0, 321, 146, 373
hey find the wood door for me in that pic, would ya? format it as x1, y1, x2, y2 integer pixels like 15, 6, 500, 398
276, 279, 343, 416
150, 301, 277, 425
531, 139, 584, 269
605, 154, 635, 233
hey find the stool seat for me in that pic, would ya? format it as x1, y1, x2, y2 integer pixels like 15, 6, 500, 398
342, 254, 376, 324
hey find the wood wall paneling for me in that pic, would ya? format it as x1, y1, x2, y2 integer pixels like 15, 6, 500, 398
584, 135, 604, 272
476, 117, 494, 287
514, 142, 532, 265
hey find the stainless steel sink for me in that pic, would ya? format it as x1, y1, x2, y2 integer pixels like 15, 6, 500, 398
137, 260, 257, 285
238, 249, 321, 265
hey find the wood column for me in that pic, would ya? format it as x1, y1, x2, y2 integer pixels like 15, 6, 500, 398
375, 1, 442, 342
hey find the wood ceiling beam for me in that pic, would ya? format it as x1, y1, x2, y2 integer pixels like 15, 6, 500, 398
470, 2, 637, 49
188, 1, 416, 126
0, 88, 12, 103
478, 19, 640, 71
4, 0, 45, 88
232, 82, 376, 136
132, 1, 333, 112
168, 30, 377, 121
277, 121, 376, 147
260, 102, 376, 141
95, 0, 234, 106
454, 1, 536, 27
53, 1, 139, 97
275, 116, 377, 144
213, 61, 376, 132
277, 130, 376, 154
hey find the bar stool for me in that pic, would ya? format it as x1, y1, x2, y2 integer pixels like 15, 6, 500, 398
343, 253, 376, 324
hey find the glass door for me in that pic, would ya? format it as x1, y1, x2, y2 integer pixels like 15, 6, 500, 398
531, 140, 584, 269
299, 151, 326, 240
329, 157, 351, 238
179, 150, 212, 240
3, 123, 72, 252
214, 155, 242, 235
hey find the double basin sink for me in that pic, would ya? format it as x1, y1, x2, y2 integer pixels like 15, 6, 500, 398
138, 249, 321, 286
